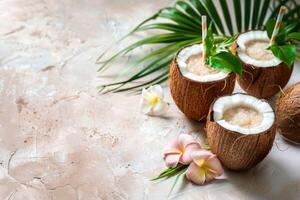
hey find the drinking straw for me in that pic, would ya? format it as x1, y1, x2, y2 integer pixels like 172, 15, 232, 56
270, 6, 286, 45
202, 15, 207, 63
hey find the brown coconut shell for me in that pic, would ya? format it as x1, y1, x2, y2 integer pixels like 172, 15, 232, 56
169, 58, 236, 121
236, 30, 293, 99
276, 82, 300, 144
236, 60, 293, 99
206, 94, 276, 170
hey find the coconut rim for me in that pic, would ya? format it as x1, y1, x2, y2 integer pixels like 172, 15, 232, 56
208, 93, 276, 136
236, 30, 283, 68
172, 44, 235, 84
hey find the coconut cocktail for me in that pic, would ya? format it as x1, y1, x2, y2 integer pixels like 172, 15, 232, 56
236, 7, 295, 99
207, 93, 276, 170
236, 31, 293, 99
170, 44, 236, 120
170, 17, 241, 121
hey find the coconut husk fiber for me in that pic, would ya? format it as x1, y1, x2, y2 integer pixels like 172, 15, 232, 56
237, 56, 293, 99
276, 82, 300, 144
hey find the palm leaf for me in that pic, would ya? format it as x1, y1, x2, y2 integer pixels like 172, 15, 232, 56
201, 0, 225, 34
244, 0, 252, 30
257, 0, 272, 27
219, 0, 233, 35
159, 7, 200, 30
137, 23, 199, 34
97, 33, 197, 71
176, 1, 202, 21
113, 72, 169, 94
233, 0, 242, 32
251, 0, 261, 29
98, 0, 300, 93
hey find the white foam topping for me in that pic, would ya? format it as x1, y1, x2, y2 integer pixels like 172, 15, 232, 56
237, 30, 282, 67
176, 44, 230, 82
213, 93, 275, 134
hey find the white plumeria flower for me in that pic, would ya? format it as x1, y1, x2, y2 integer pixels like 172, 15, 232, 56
140, 85, 169, 116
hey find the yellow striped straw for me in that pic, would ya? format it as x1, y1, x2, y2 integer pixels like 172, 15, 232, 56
202, 15, 207, 63
270, 6, 286, 45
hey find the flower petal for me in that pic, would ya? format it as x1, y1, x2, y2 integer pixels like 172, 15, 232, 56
178, 134, 200, 149
180, 143, 201, 165
142, 88, 151, 99
140, 88, 154, 115
205, 170, 217, 183
191, 150, 213, 167
141, 102, 152, 114
151, 100, 169, 116
215, 173, 227, 180
149, 85, 164, 98
186, 162, 206, 185
140, 85, 168, 116
164, 154, 181, 168
163, 139, 181, 156
206, 155, 224, 176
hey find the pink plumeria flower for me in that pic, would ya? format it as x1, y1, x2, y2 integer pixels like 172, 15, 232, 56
140, 85, 169, 116
163, 134, 201, 168
186, 150, 225, 185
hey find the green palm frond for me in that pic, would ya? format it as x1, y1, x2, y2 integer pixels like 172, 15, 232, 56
98, 0, 300, 93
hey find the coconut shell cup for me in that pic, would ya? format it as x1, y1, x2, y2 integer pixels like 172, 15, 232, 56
276, 82, 300, 144
169, 58, 236, 121
235, 30, 293, 99
237, 61, 293, 99
206, 95, 276, 170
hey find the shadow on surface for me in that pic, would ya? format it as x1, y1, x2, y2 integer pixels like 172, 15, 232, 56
227, 158, 300, 200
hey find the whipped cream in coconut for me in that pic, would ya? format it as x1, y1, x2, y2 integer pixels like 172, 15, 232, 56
245, 40, 275, 61
213, 94, 274, 134
237, 31, 281, 67
186, 54, 219, 76
223, 105, 263, 128
177, 44, 229, 82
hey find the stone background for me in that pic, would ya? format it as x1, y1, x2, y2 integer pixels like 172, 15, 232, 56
0, 0, 299, 199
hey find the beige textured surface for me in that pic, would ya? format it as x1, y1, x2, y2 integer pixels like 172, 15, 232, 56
0, 0, 300, 199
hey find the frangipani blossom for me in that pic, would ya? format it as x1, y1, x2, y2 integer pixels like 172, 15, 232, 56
186, 150, 225, 185
163, 134, 201, 168
140, 85, 169, 116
